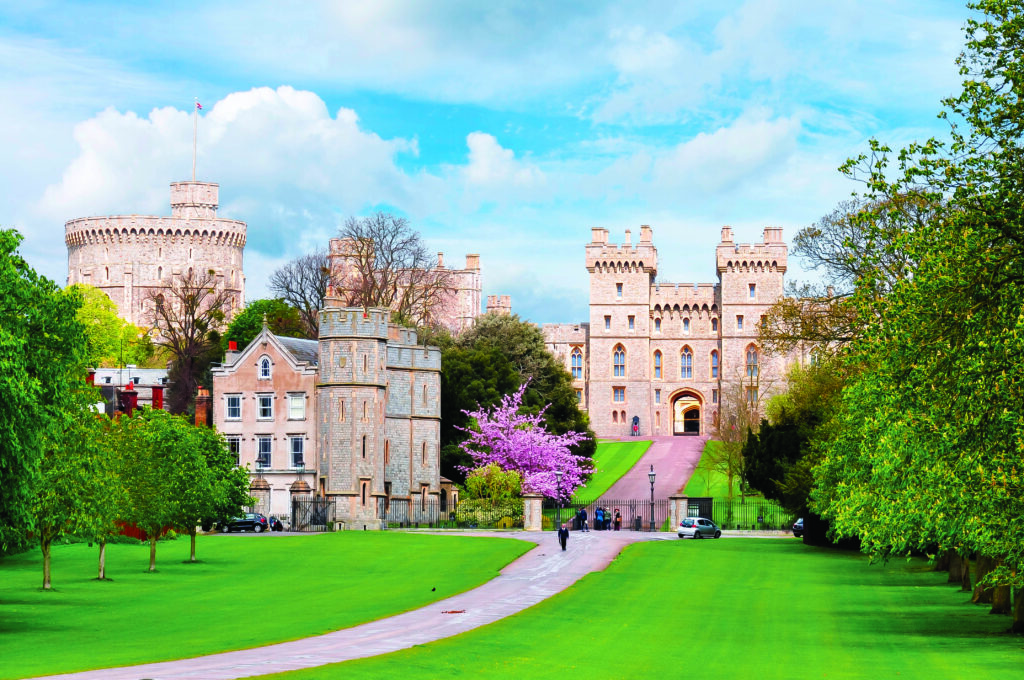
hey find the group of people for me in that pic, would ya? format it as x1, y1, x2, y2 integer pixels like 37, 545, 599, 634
575, 506, 622, 532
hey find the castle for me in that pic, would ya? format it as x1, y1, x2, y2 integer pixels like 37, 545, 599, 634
543, 225, 793, 439
65, 181, 247, 327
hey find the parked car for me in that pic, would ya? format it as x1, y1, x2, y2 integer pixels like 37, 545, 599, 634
269, 516, 285, 532
678, 517, 721, 539
792, 518, 804, 538
224, 513, 269, 533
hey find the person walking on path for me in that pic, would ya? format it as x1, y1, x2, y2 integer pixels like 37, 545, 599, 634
578, 507, 589, 532
557, 524, 569, 551
614, 509, 622, 531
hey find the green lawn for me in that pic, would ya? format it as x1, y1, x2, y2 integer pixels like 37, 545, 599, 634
264, 540, 1023, 679
0, 532, 529, 679
574, 439, 651, 502
682, 439, 740, 497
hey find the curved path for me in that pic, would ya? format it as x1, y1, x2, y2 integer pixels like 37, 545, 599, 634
34, 531, 667, 680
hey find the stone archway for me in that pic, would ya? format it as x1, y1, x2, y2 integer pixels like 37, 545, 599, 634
671, 391, 703, 436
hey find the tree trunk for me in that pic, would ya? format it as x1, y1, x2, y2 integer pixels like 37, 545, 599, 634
935, 550, 951, 572
97, 541, 107, 580
41, 539, 52, 590
149, 534, 157, 572
992, 584, 1012, 615
189, 529, 197, 562
959, 551, 972, 592
948, 551, 963, 583
972, 554, 995, 604
1012, 587, 1024, 634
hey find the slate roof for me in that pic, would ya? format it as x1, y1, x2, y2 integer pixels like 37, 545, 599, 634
275, 335, 319, 366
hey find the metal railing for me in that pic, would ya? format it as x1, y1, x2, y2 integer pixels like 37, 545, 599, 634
291, 496, 336, 532
384, 498, 524, 529
545, 498, 671, 532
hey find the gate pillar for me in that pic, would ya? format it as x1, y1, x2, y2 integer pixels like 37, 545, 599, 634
523, 494, 544, 531
250, 478, 270, 515
669, 494, 689, 530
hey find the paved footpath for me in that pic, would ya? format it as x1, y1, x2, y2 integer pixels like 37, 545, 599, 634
601, 435, 707, 526
34, 531, 667, 680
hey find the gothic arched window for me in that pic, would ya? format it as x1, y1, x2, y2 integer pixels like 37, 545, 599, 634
653, 350, 662, 379
259, 357, 272, 379
711, 350, 719, 379
571, 348, 583, 379
746, 345, 759, 379
680, 347, 693, 379
613, 345, 626, 377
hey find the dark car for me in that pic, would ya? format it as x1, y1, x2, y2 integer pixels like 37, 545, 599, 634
224, 513, 269, 533
792, 518, 804, 538
269, 516, 285, 532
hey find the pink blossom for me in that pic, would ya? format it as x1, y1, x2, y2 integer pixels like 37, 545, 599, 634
458, 383, 591, 500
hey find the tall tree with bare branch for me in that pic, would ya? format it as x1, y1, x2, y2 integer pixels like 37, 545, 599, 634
148, 269, 231, 414
332, 213, 455, 328
268, 249, 330, 337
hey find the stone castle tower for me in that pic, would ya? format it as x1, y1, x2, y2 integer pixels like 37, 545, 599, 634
65, 181, 246, 326
544, 225, 791, 439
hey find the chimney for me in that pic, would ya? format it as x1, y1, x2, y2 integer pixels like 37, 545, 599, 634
763, 227, 783, 244
86, 370, 96, 385
118, 384, 139, 416
720, 226, 734, 243
195, 387, 212, 428
151, 386, 164, 410
465, 254, 480, 271
591, 227, 608, 244
640, 225, 653, 243
437, 252, 445, 268
624, 229, 632, 245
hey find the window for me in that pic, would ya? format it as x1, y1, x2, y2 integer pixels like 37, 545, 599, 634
613, 387, 625, 402
628, 315, 635, 330
654, 318, 661, 332
613, 411, 619, 423
257, 436, 272, 468
613, 345, 626, 377
575, 389, 583, 404
257, 394, 273, 420
423, 384, 428, 405
259, 357, 272, 379
620, 410, 626, 423
680, 347, 692, 379
712, 318, 719, 332
712, 389, 719, 404
362, 435, 367, 458
290, 436, 304, 467
746, 346, 759, 378
227, 436, 240, 466
422, 441, 427, 465
653, 350, 662, 379
288, 394, 305, 420
710, 350, 719, 379
655, 389, 661, 404
226, 394, 241, 420
363, 354, 368, 372
656, 412, 661, 428
616, 282, 623, 299
746, 386, 758, 407
737, 315, 744, 331
683, 318, 690, 333
571, 348, 583, 379
361, 482, 367, 506
604, 315, 611, 330
385, 440, 390, 465
339, 398, 345, 421
749, 283, 756, 298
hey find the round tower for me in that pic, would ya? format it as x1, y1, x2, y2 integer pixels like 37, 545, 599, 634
64, 180, 246, 326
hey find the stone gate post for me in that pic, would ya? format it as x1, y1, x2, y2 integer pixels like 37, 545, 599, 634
669, 494, 689, 531
523, 494, 544, 531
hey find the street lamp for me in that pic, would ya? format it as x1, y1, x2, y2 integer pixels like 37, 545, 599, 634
648, 465, 657, 532
555, 470, 564, 528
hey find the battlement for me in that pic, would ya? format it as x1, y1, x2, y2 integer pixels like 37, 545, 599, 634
486, 295, 511, 315
170, 181, 218, 219
317, 307, 390, 339
715, 226, 787, 274
586, 226, 657, 273
650, 282, 719, 310
64, 216, 247, 247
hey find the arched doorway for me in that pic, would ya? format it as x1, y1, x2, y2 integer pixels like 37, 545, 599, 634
672, 391, 703, 436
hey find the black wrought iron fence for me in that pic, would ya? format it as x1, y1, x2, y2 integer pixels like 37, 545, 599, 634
708, 499, 795, 530
384, 498, 524, 529
545, 498, 671, 532
291, 496, 336, 532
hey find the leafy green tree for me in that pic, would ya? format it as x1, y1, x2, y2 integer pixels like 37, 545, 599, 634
463, 463, 522, 503
0, 229, 90, 555
72, 284, 155, 367
223, 298, 309, 351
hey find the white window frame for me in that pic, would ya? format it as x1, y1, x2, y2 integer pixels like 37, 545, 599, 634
257, 393, 274, 420
290, 436, 305, 468
226, 394, 242, 420
288, 393, 305, 420
613, 387, 625, 403
258, 356, 272, 380
226, 436, 241, 466
257, 436, 272, 469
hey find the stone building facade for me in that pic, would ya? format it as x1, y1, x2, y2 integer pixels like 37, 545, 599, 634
212, 307, 443, 527
65, 180, 246, 327
544, 225, 793, 439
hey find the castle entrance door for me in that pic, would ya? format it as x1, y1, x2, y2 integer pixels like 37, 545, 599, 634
672, 392, 702, 436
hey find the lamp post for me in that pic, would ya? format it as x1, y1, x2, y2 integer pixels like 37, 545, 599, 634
555, 470, 564, 528
648, 465, 657, 532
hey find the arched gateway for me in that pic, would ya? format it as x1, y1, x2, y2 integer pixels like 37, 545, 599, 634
671, 391, 703, 436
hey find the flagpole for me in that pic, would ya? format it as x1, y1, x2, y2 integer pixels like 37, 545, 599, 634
192, 98, 198, 182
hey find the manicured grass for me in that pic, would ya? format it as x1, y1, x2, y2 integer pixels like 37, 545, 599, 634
264, 539, 1023, 679
574, 439, 651, 502
0, 532, 529, 679
682, 439, 740, 497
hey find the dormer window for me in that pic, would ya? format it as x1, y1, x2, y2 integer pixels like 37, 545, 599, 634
259, 357, 272, 379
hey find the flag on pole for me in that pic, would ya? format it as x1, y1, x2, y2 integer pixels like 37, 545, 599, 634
195, 101, 202, 110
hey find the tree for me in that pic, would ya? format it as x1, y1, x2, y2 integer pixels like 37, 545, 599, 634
460, 383, 591, 501
463, 463, 522, 504
332, 213, 455, 328
148, 269, 232, 414
269, 249, 330, 337
0, 229, 90, 554
224, 298, 309, 351
456, 313, 596, 460
73, 284, 155, 368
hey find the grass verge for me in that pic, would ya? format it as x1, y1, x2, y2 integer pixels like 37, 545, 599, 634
574, 439, 651, 502
0, 532, 529, 679
263, 539, 1023, 679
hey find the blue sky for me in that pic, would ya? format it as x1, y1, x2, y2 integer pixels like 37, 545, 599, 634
1, 0, 970, 323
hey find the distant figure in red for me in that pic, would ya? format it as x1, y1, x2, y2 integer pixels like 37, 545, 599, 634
614, 509, 622, 531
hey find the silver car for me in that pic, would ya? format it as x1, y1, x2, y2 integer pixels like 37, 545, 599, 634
678, 516, 722, 539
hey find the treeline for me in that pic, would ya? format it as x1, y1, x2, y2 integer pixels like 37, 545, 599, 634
742, 0, 1024, 632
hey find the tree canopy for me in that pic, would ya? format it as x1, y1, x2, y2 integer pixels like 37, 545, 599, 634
72, 284, 155, 368
223, 298, 309, 351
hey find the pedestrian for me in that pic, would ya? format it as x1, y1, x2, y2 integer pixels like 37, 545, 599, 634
579, 506, 589, 532
558, 523, 569, 551
604, 507, 612, 530
614, 509, 622, 531
595, 506, 603, 531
